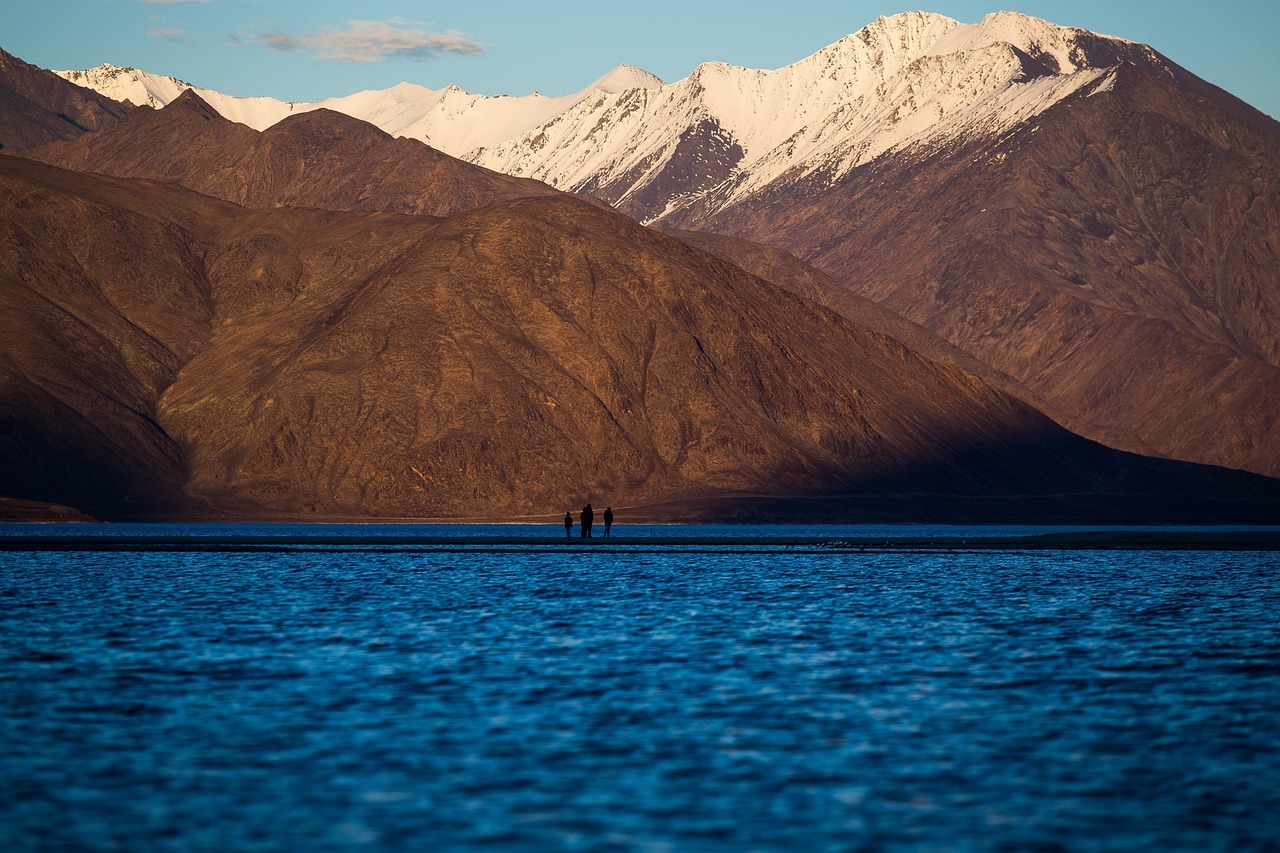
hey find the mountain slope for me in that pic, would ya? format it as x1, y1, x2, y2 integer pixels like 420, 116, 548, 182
664, 228, 1042, 409
697, 60, 1280, 477
0, 162, 208, 515
6, 155, 1274, 521
0, 48, 132, 149
17, 90, 562, 217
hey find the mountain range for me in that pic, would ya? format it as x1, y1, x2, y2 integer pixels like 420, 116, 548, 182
19, 89, 563, 219
48, 12, 1210, 223
2, 11, 1278, 522
47, 11, 1280, 481
55, 60, 665, 155
12, 151, 1250, 522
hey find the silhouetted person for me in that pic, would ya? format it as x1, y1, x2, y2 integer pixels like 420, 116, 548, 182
582, 503, 593, 538
603, 506, 614, 537
564, 511, 573, 538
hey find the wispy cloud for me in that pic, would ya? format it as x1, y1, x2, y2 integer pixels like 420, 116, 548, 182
148, 27, 188, 40
248, 19, 485, 63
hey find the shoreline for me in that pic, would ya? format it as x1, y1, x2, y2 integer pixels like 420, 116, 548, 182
3, 529, 1279, 552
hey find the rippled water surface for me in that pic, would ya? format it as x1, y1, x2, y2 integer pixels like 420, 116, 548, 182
2, 528, 1279, 850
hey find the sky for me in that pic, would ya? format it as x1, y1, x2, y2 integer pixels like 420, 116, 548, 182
4, 1, 1278, 119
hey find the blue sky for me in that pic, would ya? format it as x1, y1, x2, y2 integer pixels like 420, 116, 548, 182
5, 1, 1278, 118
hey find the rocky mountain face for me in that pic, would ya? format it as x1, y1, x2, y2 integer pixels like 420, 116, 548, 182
695, 62, 1280, 478
5, 154, 1275, 521
18, 90, 562, 218
664, 228, 1042, 409
0, 48, 132, 149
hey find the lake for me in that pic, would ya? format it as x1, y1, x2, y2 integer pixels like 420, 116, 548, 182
2, 524, 1278, 850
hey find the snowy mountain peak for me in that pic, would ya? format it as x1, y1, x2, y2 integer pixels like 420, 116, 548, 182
464, 9, 1171, 224
54, 63, 304, 127
587, 64, 666, 93
387, 81, 435, 99
844, 11, 962, 59
928, 10, 1134, 74
57, 63, 192, 109
67, 62, 143, 79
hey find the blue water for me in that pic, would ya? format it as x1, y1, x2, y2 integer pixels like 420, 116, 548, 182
2, 527, 1279, 850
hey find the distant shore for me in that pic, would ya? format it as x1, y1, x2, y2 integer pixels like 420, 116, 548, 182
2, 529, 1278, 552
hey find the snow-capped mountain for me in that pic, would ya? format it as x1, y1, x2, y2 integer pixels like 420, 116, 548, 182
56, 63, 298, 129
38, 10, 1280, 481
55, 62, 665, 152
57, 11, 1170, 225
467, 11, 1172, 223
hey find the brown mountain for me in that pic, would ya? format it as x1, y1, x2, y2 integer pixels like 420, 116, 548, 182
5, 154, 1275, 522
679, 61, 1280, 478
0, 48, 132, 148
17, 89, 562, 217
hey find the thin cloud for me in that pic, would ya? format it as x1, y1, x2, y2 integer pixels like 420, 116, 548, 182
252, 19, 485, 64
138, 1, 210, 4
148, 27, 188, 40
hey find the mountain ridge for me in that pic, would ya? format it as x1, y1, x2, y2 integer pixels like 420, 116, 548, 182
0, 47, 132, 149
16, 88, 566, 218
49, 12, 1201, 219
56, 59, 667, 151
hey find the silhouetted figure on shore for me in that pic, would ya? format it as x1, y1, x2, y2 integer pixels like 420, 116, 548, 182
581, 503, 593, 538
603, 506, 614, 537
564, 511, 573, 538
